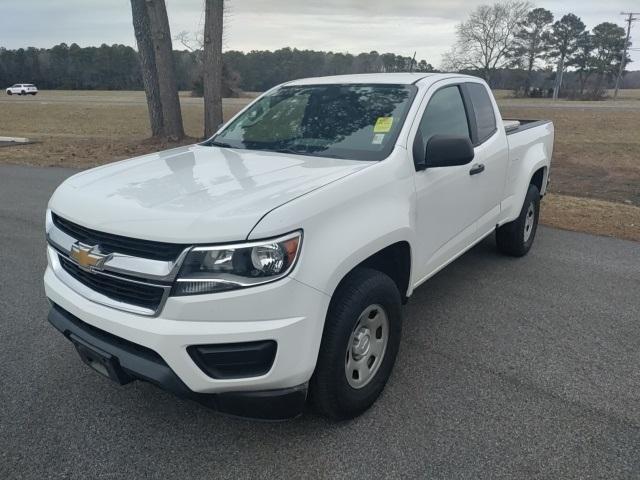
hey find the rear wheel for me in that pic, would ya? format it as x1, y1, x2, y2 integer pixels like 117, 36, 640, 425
311, 268, 402, 420
496, 184, 540, 256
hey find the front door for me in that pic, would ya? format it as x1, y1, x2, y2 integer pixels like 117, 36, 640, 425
410, 82, 485, 283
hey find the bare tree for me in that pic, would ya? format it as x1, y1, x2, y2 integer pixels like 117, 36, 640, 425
442, 1, 531, 83
130, 0, 164, 137
146, 0, 184, 140
203, 0, 224, 137
175, 30, 203, 53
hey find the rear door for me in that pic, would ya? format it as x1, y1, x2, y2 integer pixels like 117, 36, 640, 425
460, 81, 509, 234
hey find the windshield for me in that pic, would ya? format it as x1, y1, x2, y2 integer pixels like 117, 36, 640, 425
208, 83, 417, 161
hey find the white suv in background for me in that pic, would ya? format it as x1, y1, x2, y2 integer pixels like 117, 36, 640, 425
6, 83, 38, 95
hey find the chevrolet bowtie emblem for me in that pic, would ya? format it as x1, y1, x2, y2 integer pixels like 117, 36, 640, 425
69, 243, 110, 271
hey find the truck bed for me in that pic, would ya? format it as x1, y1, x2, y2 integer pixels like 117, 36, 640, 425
501, 118, 554, 207
503, 119, 552, 135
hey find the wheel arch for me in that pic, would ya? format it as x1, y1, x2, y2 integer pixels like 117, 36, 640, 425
337, 241, 413, 304
500, 155, 551, 226
529, 165, 548, 196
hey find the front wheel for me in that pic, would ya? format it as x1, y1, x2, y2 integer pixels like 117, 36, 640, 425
7, 90, 12, 96
311, 268, 402, 420
496, 184, 540, 257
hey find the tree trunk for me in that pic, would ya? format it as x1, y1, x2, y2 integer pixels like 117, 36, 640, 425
482, 64, 492, 85
578, 73, 586, 95
553, 56, 564, 100
130, 0, 164, 137
146, 0, 184, 140
596, 71, 605, 91
203, 0, 224, 138
525, 58, 534, 97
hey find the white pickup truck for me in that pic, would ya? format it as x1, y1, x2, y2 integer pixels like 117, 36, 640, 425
44, 73, 553, 420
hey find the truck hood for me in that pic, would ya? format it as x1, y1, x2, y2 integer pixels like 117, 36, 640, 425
49, 145, 371, 243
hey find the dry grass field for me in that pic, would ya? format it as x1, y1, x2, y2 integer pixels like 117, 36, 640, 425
0, 91, 245, 167
0, 89, 639, 241
498, 89, 640, 241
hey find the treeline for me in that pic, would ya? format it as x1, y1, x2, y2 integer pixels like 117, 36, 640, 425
1, 41, 637, 96
444, 3, 635, 99
0, 44, 434, 93
223, 49, 434, 91
0, 44, 143, 90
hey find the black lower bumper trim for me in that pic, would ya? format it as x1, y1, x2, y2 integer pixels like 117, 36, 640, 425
47, 303, 307, 420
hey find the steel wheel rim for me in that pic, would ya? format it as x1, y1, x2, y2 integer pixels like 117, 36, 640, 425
345, 304, 389, 389
523, 202, 535, 243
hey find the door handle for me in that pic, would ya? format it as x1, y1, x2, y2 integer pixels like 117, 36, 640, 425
469, 163, 485, 176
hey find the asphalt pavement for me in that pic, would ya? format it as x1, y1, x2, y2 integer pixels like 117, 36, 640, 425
1, 164, 639, 479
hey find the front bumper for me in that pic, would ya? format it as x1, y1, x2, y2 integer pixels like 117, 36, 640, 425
48, 304, 308, 420
44, 264, 330, 419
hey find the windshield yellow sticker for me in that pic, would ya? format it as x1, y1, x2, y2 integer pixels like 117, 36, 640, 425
374, 117, 393, 133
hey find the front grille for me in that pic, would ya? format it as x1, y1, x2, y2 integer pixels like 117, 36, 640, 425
59, 255, 166, 311
52, 212, 187, 261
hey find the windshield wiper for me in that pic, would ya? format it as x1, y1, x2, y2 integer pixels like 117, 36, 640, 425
272, 147, 305, 155
270, 147, 343, 159
205, 140, 234, 148
206, 142, 343, 159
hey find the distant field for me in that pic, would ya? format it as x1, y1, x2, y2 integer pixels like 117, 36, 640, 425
500, 104, 640, 206
0, 91, 242, 167
0, 89, 638, 241
493, 88, 640, 101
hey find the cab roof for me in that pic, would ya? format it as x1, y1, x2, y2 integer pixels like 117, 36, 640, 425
284, 72, 477, 87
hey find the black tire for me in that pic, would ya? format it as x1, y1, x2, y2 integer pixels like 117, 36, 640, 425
310, 267, 402, 420
7, 91, 12, 96
20, 91, 25, 95
496, 184, 540, 257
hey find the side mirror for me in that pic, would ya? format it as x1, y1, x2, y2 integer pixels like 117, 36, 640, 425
414, 134, 475, 171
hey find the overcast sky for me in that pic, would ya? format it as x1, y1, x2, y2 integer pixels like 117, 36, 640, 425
2, 0, 639, 67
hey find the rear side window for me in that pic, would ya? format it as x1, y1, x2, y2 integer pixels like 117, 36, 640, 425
416, 85, 470, 146
466, 83, 496, 143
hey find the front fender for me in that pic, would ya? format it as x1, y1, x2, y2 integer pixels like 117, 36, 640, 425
248, 152, 416, 298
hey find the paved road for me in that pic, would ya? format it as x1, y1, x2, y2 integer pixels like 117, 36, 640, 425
1, 164, 639, 479
0, 91, 252, 108
497, 99, 640, 111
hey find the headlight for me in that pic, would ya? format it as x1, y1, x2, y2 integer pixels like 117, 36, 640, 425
172, 231, 302, 295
